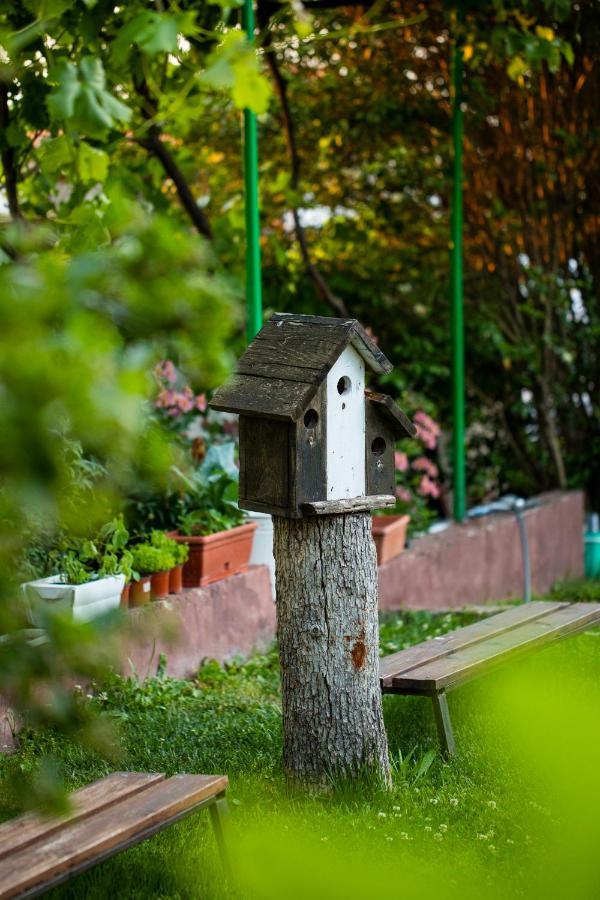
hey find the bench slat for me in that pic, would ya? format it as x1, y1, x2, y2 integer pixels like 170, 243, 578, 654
0, 774, 228, 900
389, 603, 600, 692
380, 601, 568, 686
0, 772, 165, 861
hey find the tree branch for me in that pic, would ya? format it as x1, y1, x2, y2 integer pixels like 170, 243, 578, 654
260, 22, 349, 317
0, 83, 22, 221
133, 73, 212, 240
138, 125, 212, 240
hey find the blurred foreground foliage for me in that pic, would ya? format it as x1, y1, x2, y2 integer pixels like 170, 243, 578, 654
0, 196, 236, 809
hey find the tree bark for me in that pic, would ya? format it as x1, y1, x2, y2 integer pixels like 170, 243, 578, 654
273, 512, 390, 788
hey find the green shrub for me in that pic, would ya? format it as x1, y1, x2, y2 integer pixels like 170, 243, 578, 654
131, 543, 174, 575
174, 541, 189, 565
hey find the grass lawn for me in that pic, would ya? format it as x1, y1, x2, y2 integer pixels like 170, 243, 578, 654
2, 583, 600, 899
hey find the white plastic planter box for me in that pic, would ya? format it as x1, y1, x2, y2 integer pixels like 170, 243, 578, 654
246, 511, 275, 595
21, 574, 125, 624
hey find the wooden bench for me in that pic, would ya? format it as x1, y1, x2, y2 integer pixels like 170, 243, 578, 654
380, 601, 600, 756
0, 772, 230, 899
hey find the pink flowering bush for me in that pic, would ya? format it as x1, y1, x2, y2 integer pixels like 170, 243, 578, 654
386, 393, 445, 535
153, 360, 235, 462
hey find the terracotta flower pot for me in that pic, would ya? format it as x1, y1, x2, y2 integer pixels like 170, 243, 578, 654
130, 575, 152, 607
372, 514, 410, 566
150, 570, 170, 600
120, 582, 131, 607
169, 564, 183, 594
172, 522, 257, 588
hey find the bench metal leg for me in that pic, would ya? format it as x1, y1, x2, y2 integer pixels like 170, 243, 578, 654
209, 792, 232, 879
431, 691, 456, 757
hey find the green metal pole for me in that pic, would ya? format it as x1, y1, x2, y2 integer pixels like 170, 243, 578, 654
450, 13, 466, 522
242, 0, 263, 342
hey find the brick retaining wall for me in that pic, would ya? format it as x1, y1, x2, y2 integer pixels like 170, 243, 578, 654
378, 491, 584, 610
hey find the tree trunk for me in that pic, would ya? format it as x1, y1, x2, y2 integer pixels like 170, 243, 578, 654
273, 512, 391, 788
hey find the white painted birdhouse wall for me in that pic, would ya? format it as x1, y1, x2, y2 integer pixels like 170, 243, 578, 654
325, 346, 366, 499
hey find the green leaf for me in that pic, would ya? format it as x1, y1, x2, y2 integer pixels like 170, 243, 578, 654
23, 0, 71, 17
507, 55, 528, 82
38, 135, 73, 174
232, 54, 271, 114
201, 32, 271, 114
47, 61, 80, 120
77, 142, 109, 183
112, 12, 179, 61
47, 56, 131, 138
207, 0, 244, 8
561, 41, 574, 66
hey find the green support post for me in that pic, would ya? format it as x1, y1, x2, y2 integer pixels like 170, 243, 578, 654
450, 15, 466, 522
242, 0, 263, 342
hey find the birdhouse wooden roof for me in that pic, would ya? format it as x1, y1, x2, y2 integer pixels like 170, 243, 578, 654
365, 389, 418, 438
211, 313, 394, 422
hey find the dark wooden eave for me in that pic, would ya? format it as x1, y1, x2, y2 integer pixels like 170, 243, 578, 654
211, 313, 393, 420
365, 389, 417, 438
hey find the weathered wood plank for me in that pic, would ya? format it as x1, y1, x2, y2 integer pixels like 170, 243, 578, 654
365, 389, 416, 438
380, 601, 569, 687
301, 495, 396, 515
0, 775, 228, 900
247, 333, 351, 372
239, 416, 291, 511
236, 360, 327, 384
390, 603, 600, 692
295, 385, 327, 510
210, 373, 317, 421
0, 773, 164, 861
348, 322, 393, 375
261, 314, 393, 374
365, 402, 396, 497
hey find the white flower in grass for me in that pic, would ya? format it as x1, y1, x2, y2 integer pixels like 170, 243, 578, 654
487, 800, 497, 809
449, 798, 459, 806
477, 833, 489, 841
378, 811, 387, 818
439, 824, 448, 833
424, 825, 432, 833
400, 832, 410, 840
434, 832, 443, 841
429, 797, 439, 805
392, 805, 402, 812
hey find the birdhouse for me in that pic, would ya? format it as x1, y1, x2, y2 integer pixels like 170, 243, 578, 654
210, 313, 416, 518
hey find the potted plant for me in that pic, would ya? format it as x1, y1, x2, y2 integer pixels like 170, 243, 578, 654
170, 447, 256, 588
149, 530, 188, 594
22, 542, 124, 624
96, 516, 137, 606
100, 548, 136, 607
372, 514, 411, 566
130, 542, 175, 603
170, 541, 189, 594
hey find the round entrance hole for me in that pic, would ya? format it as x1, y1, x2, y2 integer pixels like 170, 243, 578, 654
371, 436, 386, 456
337, 376, 351, 395
304, 408, 319, 428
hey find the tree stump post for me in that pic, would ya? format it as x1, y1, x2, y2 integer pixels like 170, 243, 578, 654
273, 512, 391, 787
210, 312, 415, 788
